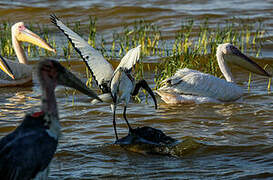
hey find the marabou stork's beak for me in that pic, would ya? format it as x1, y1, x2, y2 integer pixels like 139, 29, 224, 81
52, 61, 101, 101
0, 55, 15, 79
16, 27, 56, 53
225, 46, 271, 77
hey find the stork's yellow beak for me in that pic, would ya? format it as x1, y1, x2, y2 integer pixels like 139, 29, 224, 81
0, 55, 15, 79
16, 28, 56, 53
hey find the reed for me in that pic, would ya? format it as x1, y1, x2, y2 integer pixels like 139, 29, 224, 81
0, 21, 57, 58
154, 18, 266, 89
0, 18, 268, 92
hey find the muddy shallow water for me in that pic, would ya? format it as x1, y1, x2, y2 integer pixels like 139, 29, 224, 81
0, 0, 273, 179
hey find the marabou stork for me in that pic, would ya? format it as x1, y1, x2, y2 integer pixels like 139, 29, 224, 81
0, 22, 56, 87
156, 43, 271, 104
50, 15, 157, 141
0, 59, 101, 180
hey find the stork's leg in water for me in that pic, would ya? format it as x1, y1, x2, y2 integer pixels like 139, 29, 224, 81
132, 79, 157, 109
123, 106, 133, 132
112, 104, 119, 141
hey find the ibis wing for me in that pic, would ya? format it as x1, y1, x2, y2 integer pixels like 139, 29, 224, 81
114, 45, 141, 73
50, 14, 114, 93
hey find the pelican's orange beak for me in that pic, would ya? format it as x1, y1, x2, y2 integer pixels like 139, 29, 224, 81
16, 26, 56, 53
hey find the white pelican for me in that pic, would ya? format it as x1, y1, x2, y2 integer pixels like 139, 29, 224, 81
0, 22, 56, 87
0, 59, 101, 179
156, 43, 271, 104
50, 15, 157, 141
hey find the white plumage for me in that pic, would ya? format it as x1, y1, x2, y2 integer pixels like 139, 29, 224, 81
0, 22, 55, 87
51, 15, 114, 92
51, 15, 158, 141
157, 68, 243, 103
157, 43, 271, 104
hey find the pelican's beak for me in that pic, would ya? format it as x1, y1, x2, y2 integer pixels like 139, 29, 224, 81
52, 60, 102, 101
226, 47, 271, 77
16, 28, 56, 53
0, 55, 15, 79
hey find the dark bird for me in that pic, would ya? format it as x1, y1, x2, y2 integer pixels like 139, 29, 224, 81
50, 14, 157, 141
0, 59, 101, 180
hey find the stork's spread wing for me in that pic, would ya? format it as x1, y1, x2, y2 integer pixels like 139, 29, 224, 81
50, 14, 114, 93
114, 45, 141, 73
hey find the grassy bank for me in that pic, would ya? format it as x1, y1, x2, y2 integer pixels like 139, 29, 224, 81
0, 18, 267, 90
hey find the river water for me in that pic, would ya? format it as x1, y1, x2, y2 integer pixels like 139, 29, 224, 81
0, 0, 273, 179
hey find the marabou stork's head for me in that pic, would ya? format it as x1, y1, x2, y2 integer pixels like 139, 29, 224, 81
38, 59, 101, 101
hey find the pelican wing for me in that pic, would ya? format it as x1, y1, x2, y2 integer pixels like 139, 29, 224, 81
50, 14, 114, 93
114, 45, 141, 73
159, 68, 244, 102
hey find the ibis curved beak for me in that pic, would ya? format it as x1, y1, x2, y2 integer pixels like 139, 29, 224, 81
52, 60, 101, 101
132, 79, 158, 109
16, 28, 56, 53
140, 81, 158, 109
225, 47, 271, 77
0, 55, 15, 79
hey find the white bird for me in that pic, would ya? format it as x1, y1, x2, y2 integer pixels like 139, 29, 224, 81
0, 22, 56, 87
0, 59, 101, 180
156, 43, 271, 104
50, 15, 157, 141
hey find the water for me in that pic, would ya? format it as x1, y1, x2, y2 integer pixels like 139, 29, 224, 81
0, 0, 273, 179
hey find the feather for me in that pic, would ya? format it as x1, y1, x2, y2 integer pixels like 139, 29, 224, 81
114, 45, 141, 73
0, 114, 57, 180
158, 68, 244, 102
50, 14, 114, 93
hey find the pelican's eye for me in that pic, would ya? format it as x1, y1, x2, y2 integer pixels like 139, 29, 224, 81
18, 25, 25, 31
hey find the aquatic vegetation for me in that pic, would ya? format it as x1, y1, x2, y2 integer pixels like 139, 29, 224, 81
0, 21, 56, 58
155, 18, 267, 89
0, 18, 268, 91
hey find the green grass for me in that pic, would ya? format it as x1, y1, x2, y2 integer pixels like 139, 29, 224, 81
0, 18, 269, 91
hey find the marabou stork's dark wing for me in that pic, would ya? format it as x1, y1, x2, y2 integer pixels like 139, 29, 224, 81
0, 115, 57, 180
50, 14, 114, 93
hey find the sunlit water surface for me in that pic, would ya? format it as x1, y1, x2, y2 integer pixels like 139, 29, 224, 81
0, 0, 273, 179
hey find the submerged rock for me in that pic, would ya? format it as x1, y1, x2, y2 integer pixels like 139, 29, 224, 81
116, 126, 201, 156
